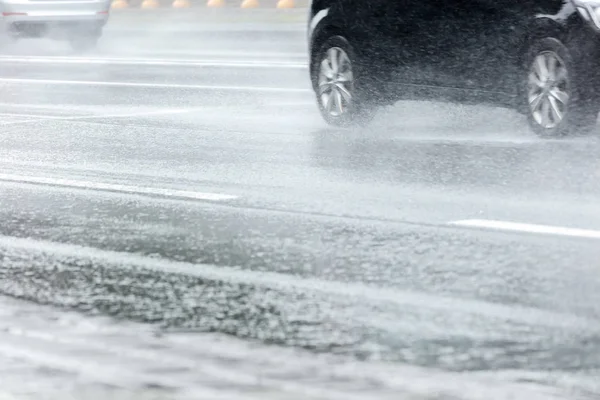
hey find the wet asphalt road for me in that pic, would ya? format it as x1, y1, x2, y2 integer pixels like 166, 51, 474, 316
1, 10, 600, 400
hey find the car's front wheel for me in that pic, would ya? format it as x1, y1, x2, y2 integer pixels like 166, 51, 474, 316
311, 35, 377, 127
524, 38, 599, 137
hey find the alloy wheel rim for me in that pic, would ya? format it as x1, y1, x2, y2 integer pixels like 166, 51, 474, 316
528, 51, 570, 129
318, 47, 354, 117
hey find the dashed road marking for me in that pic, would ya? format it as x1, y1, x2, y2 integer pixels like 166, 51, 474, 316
449, 219, 600, 240
0, 78, 312, 92
0, 173, 238, 201
0, 55, 307, 69
0, 108, 193, 126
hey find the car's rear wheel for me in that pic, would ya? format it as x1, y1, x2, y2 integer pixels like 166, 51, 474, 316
524, 38, 599, 137
311, 35, 377, 127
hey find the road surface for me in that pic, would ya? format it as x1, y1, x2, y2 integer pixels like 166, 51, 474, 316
0, 10, 599, 400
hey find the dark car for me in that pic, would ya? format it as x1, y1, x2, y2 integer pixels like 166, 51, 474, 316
308, 0, 600, 137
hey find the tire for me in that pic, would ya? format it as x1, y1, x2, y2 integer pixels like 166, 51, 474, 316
310, 35, 378, 127
523, 37, 599, 138
69, 34, 100, 53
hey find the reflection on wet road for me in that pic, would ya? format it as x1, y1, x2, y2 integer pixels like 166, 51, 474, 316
0, 10, 599, 400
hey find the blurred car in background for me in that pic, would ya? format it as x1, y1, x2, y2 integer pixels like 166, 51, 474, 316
0, 0, 110, 51
309, 0, 600, 138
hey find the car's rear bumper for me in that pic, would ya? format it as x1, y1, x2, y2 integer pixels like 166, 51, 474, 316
0, 0, 110, 37
1, 0, 110, 24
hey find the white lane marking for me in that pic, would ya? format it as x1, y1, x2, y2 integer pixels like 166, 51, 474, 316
0, 235, 591, 330
0, 173, 238, 201
96, 50, 307, 58
0, 112, 64, 119
0, 55, 307, 69
0, 108, 193, 126
0, 119, 54, 126
0, 116, 36, 125
0, 78, 312, 92
271, 100, 316, 106
0, 102, 157, 111
449, 219, 600, 240
0, 102, 314, 126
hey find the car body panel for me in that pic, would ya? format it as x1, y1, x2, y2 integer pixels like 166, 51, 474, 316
309, 0, 598, 108
0, 0, 110, 37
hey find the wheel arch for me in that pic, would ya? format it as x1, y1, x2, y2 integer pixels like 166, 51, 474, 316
309, 20, 346, 80
518, 21, 600, 136
518, 18, 568, 69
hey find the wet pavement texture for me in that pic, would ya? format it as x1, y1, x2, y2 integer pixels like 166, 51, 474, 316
0, 10, 600, 400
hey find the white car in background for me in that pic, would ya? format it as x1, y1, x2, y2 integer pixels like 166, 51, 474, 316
0, 0, 111, 51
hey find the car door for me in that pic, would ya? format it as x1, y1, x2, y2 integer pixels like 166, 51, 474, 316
338, 0, 402, 66
390, 0, 531, 92
446, 0, 538, 93
388, 0, 471, 87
